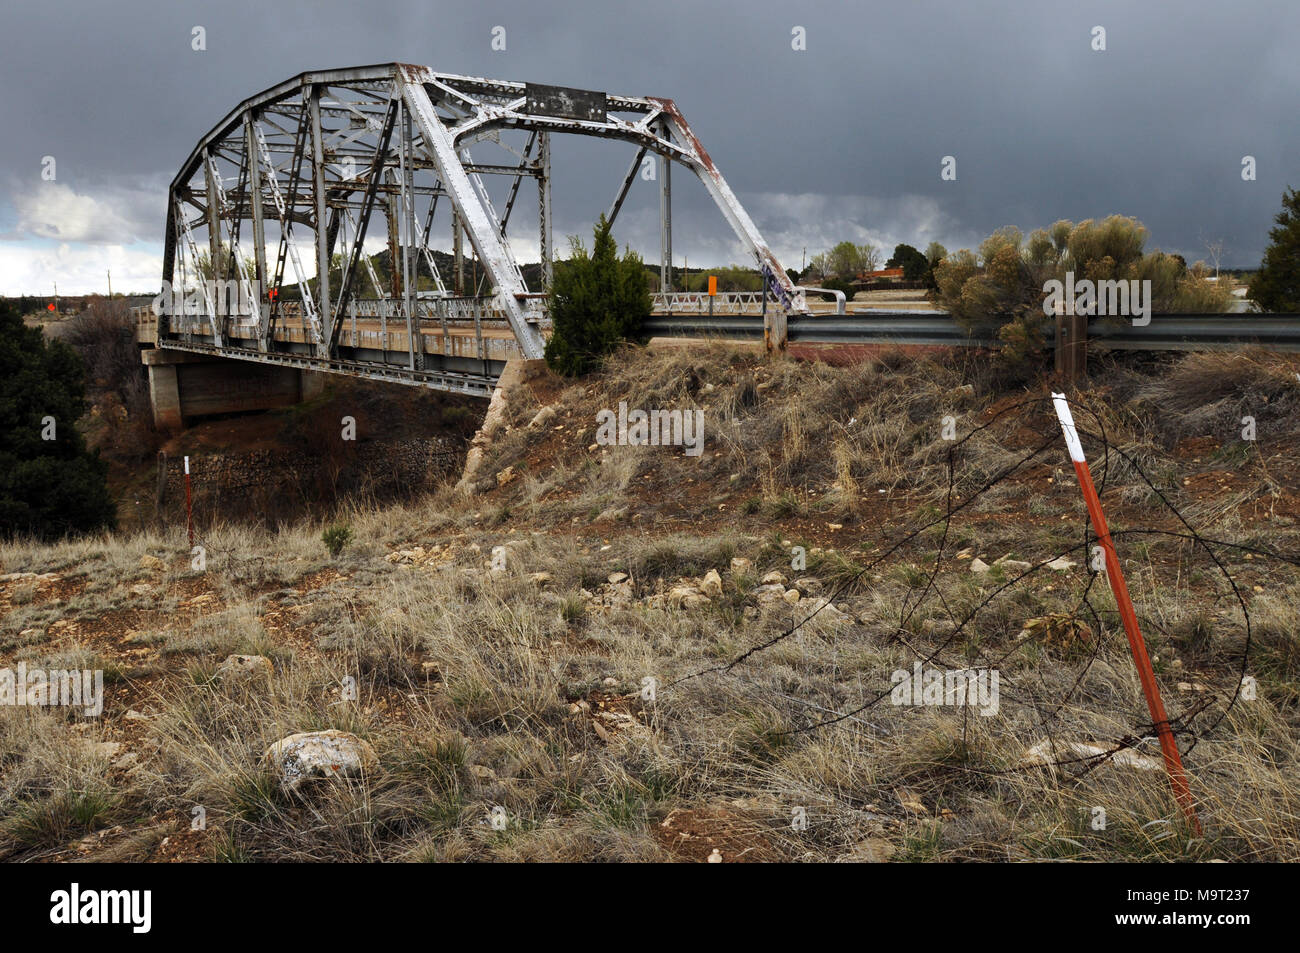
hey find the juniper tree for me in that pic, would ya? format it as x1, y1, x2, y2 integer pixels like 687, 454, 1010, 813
1249, 187, 1300, 311
544, 215, 650, 376
0, 300, 116, 539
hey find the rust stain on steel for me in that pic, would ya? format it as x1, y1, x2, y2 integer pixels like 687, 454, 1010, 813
649, 98, 716, 173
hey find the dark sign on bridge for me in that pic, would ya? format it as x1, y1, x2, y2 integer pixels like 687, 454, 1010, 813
525, 82, 607, 122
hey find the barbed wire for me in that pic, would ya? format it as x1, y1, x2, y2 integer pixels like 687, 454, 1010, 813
664, 393, 1300, 790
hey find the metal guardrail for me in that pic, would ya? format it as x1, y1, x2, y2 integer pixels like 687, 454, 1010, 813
644, 311, 1300, 352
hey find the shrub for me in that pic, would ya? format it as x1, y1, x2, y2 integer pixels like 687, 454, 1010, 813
321, 524, 353, 558
0, 300, 116, 539
1249, 187, 1300, 311
544, 215, 651, 377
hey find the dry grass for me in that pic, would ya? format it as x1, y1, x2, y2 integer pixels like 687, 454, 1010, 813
1, 345, 1298, 861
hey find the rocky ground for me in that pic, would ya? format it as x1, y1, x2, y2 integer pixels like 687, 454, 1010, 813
2, 343, 1299, 862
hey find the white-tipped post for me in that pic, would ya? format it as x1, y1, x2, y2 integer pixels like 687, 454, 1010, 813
1051, 392, 1085, 464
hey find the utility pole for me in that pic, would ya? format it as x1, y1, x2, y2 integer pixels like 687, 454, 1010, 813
107, 270, 113, 299
53, 281, 59, 313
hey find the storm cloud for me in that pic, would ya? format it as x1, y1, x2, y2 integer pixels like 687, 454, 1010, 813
1, 0, 1296, 293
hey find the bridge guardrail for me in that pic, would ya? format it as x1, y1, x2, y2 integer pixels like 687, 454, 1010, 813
644, 311, 1300, 352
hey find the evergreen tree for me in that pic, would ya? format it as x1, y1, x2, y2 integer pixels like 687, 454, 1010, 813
0, 299, 116, 539
544, 215, 650, 376
1249, 187, 1300, 311
886, 243, 930, 281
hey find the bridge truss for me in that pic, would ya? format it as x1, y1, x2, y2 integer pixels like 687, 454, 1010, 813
159, 63, 807, 394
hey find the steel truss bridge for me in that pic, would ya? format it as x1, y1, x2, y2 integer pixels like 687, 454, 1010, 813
154, 63, 818, 396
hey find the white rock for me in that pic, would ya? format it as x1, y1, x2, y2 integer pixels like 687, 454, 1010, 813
263, 730, 379, 792
529, 405, 558, 429
802, 598, 850, 626
994, 556, 1032, 573
969, 558, 990, 575
1045, 556, 1077, 572
1020, 739, 1160, 773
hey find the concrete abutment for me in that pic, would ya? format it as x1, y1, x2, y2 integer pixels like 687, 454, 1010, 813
143, 349, 327, 431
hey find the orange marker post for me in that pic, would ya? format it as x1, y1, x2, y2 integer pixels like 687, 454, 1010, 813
1051, 394, 1202, 835
708, 275, 717, 318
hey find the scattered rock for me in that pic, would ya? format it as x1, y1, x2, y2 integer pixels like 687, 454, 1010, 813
920, 617, 954, 636
760, 570, 787, 586
1045, 556, 1077, 572
607, 572, 629, 585
801, 598, 850, 626
969, 558, 990, 575
263, 730, 379, 793
1020, 739, 1160, 773
782, 587, 801, 605
129, 583, 155, 597
496, 465, 518, 487
528, 405, 558, 429
707, 849, 723, 863
700, 569, 724, 599
85, 741, 123, 760
123, 709, 149, 722
112, 752, 141, 772
847, 837, 897, 862
667, 585, 709, 610
896, 789, 927, 813
792, 576, 824, 595
529, 572, 553, 586
217, 654, 273, 684
729, 557, 753, 576
994, 556, 1032, 573
138, 554, 166, 572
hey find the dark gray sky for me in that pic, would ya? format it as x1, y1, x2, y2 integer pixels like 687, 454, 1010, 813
3, 0, 1298, 293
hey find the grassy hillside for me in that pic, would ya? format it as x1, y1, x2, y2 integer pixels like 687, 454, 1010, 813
2, 344, 1298, 861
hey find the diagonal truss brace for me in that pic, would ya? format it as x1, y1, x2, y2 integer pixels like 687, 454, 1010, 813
398, 74, 546, 360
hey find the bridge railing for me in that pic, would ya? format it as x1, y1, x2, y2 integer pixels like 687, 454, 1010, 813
652, 291, 773, 314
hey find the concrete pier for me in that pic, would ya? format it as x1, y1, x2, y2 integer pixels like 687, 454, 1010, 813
143, 348, 324, 431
